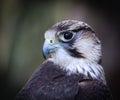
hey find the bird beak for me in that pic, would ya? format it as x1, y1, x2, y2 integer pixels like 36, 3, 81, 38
42, 39, 59, 59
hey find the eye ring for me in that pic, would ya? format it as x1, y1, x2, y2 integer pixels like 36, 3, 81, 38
59, 31, 76, 42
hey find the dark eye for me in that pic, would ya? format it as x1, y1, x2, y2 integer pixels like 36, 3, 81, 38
59, 31, 76, 42
64, 32, 74, 40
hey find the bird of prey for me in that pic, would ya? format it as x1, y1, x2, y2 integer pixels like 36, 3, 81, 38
15, 20, 111, 100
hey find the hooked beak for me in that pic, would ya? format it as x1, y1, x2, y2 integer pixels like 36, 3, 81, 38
42, 40, 59, 59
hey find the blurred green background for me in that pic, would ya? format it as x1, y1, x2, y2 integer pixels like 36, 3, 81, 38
0, 0, 120, 100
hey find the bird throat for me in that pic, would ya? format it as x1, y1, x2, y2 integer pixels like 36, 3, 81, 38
48, 48, 106, 84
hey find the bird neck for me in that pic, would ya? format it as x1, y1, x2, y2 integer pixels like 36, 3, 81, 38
48, 48, 106, 84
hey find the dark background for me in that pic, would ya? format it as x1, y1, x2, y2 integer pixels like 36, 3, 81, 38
0, 0, 120, 100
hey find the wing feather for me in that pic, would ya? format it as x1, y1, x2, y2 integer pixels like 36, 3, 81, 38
75, 79, 112, 100
15, 61, 111, 100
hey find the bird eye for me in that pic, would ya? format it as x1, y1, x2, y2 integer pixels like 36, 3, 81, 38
59, 31, 76, 42
64, 32, 73, 40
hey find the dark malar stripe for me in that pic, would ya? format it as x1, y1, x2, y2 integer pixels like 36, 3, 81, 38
67, 48, 85, 58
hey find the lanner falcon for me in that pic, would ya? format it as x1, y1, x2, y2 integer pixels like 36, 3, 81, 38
15, 20, 111, 100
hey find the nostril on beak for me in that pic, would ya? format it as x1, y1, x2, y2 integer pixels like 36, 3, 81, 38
50, 40, 53, 43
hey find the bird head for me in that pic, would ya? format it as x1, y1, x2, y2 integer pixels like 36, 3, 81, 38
42, 20, 105, 83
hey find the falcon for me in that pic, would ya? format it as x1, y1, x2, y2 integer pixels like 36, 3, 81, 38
15, 20, 111, 100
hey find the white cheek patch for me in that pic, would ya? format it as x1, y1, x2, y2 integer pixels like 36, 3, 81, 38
48, 48, 106, 84
73, 35, 101, 63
